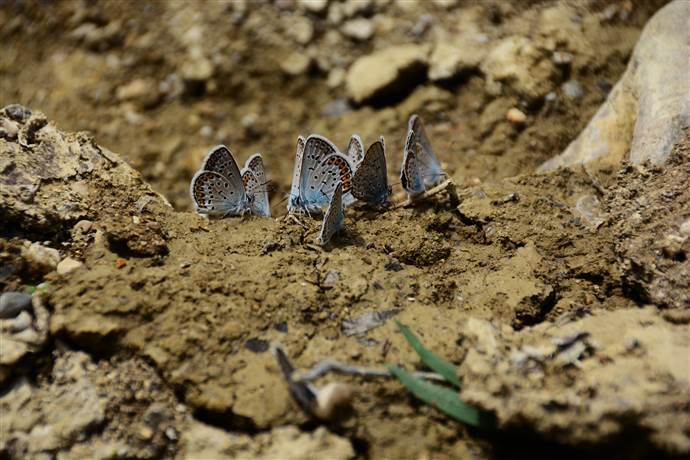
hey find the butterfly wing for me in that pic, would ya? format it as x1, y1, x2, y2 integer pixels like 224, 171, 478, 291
400, 130, 425, 197
317, 182, 344, 246
352, 137, 389, 205
408, 114, 445, 187
287, 136, 306, 214
299, 135, 353, 214
201, 145, 244, 187
242, 153, 271, 217
344, 134, 364, 165
191, 170, 247, 216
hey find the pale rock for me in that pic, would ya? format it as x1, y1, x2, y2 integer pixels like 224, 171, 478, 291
680, 219, 690, 237
341, 18, 374, 41
298, 0, 329, 14
281, 52, 312, 76
432, 0, 459, 8
481, 36, 555, 100
24, 242, 60, 271
181, 56, 214, 81
287, 16, 314, 45
506, 107, 527, 124
428, 35, 487, 81
539, 0, 690, 171
57, 257, 83, 275
346, 44, 429, 104
562, 79, 584, 100
342, 0, 373, 18
327, 68, 346, 88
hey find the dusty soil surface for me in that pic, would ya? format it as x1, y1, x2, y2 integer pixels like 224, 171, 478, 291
1, 1, 688, 459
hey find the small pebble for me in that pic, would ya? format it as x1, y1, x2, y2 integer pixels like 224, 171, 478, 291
299, 0, 329, 14
281, 52, 312, 76
9, 311, 32, 333
0, 292, 32, 319
679, 218, 690, 236
341, 18, 374, 41
74, 220, 93, 233
562, 79, 584, 100
57, 257, 83, 275
506, 107, 527, 124
165, 427, 178, 441
115, 258, 127, 269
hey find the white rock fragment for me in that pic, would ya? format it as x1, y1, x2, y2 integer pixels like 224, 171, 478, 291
57, 257, 83, 275
506, 107, 527, 124
341, 18, 374, 41
345, 44, 429, 104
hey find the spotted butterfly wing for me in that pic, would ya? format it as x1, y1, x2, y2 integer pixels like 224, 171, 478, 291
400, 130, 425, 197
352, 137, 390, 205
297, 134, 354, 215
191, 145, 247, 216
287, 136, 306, 214
317, 182, 344, 246
344, 134, 364, 165
408, 114, 445, 187
191, 170, 248, 216
242, 153, 271, 217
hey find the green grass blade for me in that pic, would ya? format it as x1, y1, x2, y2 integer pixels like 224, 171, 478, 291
396, 321, 461, 388
388, 365, 492, 428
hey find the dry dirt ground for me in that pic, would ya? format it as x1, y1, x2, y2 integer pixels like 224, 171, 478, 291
1, 1, 688, 459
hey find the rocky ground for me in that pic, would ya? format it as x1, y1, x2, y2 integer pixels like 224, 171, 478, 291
1, 0, 689, 459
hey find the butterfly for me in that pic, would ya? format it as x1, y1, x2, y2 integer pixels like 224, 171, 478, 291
190, 145, 271, 217
352, 137, 391, 205
287, 134, 355, 215
400, 114, 446, 197
344, 134, 364, 165
317, 181, 344, 245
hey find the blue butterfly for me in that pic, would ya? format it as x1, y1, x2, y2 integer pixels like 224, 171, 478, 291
190, 145, 271, 217
287, 134, 356, 215
317, 181, 344, 245
400, 114, 446, 197
352, 137, 391, 205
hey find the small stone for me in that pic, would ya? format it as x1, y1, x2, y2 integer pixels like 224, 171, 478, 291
7, 311, 32, 333
0, 117, 19, 140
680, 219, 690, 236
327, 68, 346, 88
299, 0, 329, 14
552, 51, 574, 65
322, 270, 340, 288
138, 425, 154, 440
506, 107, 527, 124
342, 0, 373, 17
57, 257, 83, 275
165, 427, 178, 441
432, 0, 459, 8
346, 44, 429, 104
0, 292, 32, 319
428, 37, 487, 81
181, 56, 214, 82
25, 242, 60, 271
74, 220, 93, 233
115, 258, 127, 269
562, 79, 584, 100
341, 18, 374, 41
116, 78, 161, 109
281, 52, 312, 76
288, 16, 314, 45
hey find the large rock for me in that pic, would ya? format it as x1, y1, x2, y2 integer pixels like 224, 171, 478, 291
457, 307, 690, 455
0, 104, 171, 252
539, 0, 690, 171
345, 44, 429, 105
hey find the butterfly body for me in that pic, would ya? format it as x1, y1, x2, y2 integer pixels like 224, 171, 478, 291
190, 145, 271, 217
